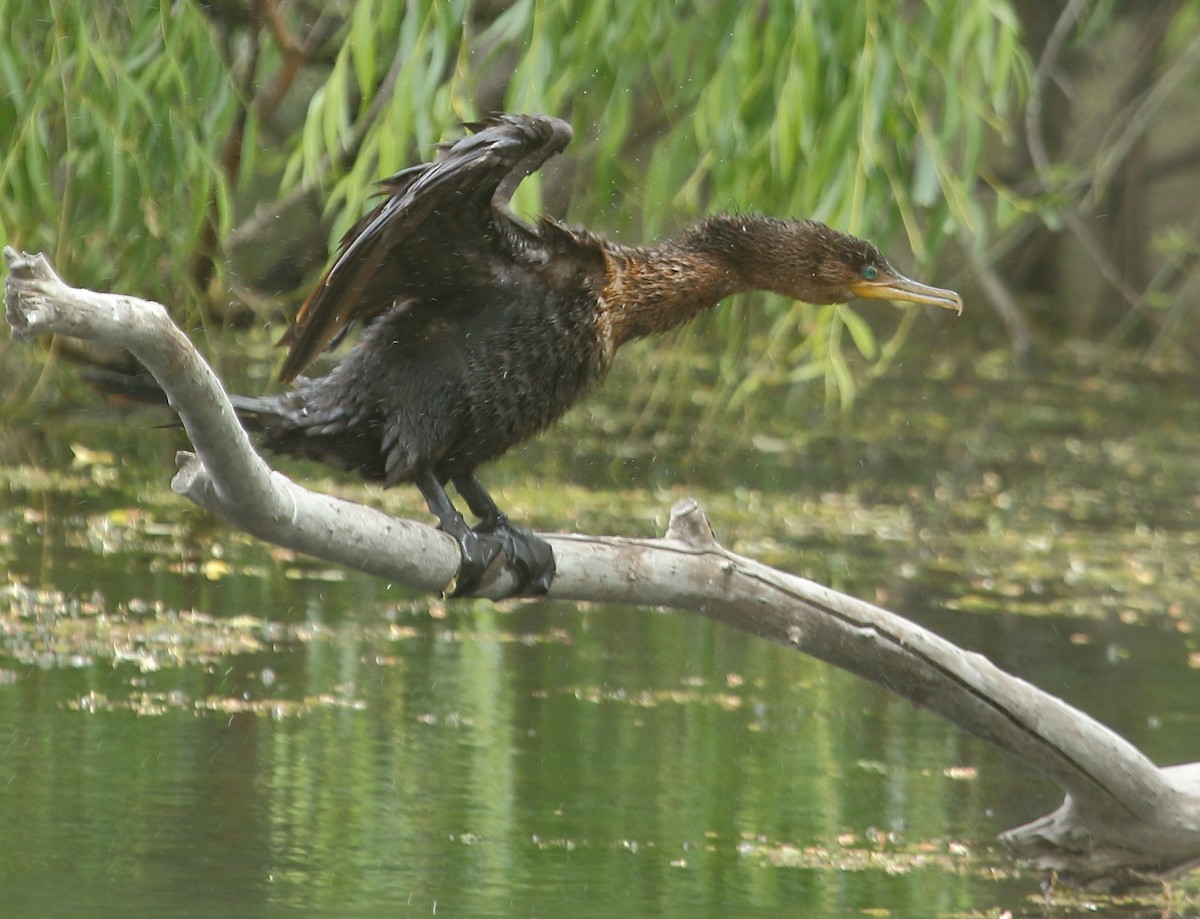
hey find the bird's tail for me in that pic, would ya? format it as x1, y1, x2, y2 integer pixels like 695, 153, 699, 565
85, 365, 388, 482
81, 366, 287, 431
81, 366, 169, 407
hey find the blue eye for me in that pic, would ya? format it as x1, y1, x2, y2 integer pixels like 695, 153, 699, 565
863, 266, 878, 281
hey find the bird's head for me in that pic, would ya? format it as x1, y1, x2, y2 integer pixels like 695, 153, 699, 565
724, 218, 963, 314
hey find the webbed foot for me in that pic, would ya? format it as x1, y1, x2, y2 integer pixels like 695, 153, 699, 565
417, 470, 507, 598
424, 472, 554, 597
476, 515, 556, 597
444, 525, 504, 598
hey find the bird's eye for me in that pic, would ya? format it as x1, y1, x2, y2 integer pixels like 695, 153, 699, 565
862, 266, 878, 281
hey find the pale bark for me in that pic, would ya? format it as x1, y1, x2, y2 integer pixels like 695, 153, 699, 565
5, 245, 1200, 891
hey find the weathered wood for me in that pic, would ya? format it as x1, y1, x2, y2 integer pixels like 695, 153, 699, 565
6, 245, 1200, 891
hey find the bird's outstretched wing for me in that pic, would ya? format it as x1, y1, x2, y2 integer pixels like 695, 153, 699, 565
277, 113, 573, 383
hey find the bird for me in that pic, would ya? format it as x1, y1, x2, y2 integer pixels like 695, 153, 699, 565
228, 114, 963, 597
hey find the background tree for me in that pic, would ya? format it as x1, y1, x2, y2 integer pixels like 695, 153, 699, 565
0, 0, 1021, 407
4, 1, 1200, 403
993, 0, 1200, 357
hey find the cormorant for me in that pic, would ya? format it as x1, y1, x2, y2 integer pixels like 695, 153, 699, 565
229, 114, 964, 596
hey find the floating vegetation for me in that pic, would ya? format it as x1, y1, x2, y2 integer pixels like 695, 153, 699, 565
0, 582, 272, 672
66, 688, 367, 718
737, 830, 1010, 879
4, 352, 1200, 701
0, 578, 581, 718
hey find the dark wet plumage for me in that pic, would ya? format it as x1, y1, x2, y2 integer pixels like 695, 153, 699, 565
233, 114, 962, 596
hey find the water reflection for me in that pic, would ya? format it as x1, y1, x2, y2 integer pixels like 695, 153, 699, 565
2, 357, 1199, 916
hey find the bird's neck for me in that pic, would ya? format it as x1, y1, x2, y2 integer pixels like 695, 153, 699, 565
599, 215, 799, 347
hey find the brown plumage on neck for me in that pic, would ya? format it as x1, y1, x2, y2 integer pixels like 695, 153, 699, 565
598, 215, 957, 347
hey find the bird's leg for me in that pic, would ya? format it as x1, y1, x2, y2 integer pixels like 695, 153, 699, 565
451, 474, 556, 596
415, 470, 501, 597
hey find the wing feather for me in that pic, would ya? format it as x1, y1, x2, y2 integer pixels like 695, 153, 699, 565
278, 113, 573, 383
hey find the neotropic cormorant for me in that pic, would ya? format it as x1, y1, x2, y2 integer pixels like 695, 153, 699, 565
241, 113, 962, 597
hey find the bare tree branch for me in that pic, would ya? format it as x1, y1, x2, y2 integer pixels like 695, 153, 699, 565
5, 246, 1200, 891
1022, 0, 1200, 341
1025, 0, 1147, 315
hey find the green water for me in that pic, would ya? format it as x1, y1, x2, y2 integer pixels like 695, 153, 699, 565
2, 352, 1200, 917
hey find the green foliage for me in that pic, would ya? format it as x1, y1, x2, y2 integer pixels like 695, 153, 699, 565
284, 0, 475, 243
294, 1, 1024, 243
1, 0, 1028, 407
0, 0, 236, 310
286, 0, 1029, 408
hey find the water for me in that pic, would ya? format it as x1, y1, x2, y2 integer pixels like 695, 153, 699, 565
2, 352, 1199, 917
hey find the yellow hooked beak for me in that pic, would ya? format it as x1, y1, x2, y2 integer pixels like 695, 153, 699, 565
851, 273, 963, 315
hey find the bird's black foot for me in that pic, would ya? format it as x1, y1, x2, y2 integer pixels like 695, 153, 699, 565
476, 515, 556, 597
423, 471, 555, 598
444, 525, 504, 598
